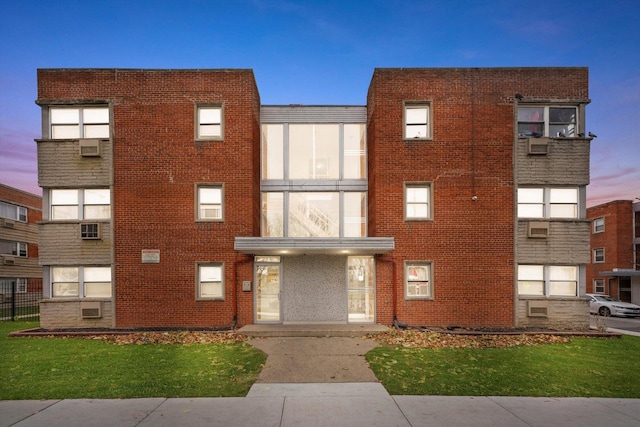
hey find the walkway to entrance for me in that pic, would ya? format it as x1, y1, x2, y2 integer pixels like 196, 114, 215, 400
238, 323, 389, 337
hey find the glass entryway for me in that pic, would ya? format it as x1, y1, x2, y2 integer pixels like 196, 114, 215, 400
255, 257, 281, 323
348, 256, 375, 323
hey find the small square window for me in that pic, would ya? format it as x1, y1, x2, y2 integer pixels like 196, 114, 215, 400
197, 185, 223, 221
197, 106, 223, 140
405, 261, 433, 299
198, 263, 224, 299
593, 217, 604, 233
593, 248, 605, 263
404, 104, 431, 139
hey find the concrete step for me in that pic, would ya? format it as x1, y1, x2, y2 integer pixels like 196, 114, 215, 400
237, 323, 390, 337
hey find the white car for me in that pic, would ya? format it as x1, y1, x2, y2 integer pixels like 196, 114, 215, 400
586, 294, 640, 317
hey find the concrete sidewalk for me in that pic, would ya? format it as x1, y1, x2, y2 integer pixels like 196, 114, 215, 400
2, 385, 640, 427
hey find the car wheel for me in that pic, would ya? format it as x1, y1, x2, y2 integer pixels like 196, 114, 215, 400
599, 306, 611, 317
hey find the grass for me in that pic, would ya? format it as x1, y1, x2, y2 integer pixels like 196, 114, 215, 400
0, 322, 266, 400
367, 335, 640, 397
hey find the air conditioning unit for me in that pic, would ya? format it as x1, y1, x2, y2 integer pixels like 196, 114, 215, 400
2, 218, 15, 228
527, 301, 548, 317
81, 301, 102, 319
79, 139, 101, 157
80, 223, 101, 240
3, 256, 16, 265
202, 208, 222, 219
527, 137, 549, 155
527, 221, 550, 238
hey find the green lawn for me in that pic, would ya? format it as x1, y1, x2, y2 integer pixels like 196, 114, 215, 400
0, 322, 266, 400
367, 335, 640, 397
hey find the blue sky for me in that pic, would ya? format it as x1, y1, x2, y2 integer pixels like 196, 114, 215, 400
1, 0, 638, 206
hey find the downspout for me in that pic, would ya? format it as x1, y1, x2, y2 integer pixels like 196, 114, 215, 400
377, 255, 402, 328
233, 253, 253, 329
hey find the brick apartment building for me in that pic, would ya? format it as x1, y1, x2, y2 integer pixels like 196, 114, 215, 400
587, 200, 640, 303
0, 184, 42, 308
36, 67, 592, 330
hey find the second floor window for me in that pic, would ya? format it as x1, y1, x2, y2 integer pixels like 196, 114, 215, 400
405, 183, 432, 220
197, 106, 223, 139
0, 241, 27, 257
197, 186, 223, 221
517, 106, 577, 137
0, 201, 27, 222
517, 187, 579, 219
593, 248, 605, 263
50, 189, 111, 220
50, 107, 109, 139
404, 104, 431, 139
593, 217, 604, 233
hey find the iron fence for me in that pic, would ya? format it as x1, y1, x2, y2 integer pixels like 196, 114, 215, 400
0, 286, 42, 321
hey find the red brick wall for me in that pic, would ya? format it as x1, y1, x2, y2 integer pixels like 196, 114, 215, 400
38, 69, 261, 328
367, 68, 588, 328
587, 200, 634, 296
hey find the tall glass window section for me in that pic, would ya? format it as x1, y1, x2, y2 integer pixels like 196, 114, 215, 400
261, 123, 366, 238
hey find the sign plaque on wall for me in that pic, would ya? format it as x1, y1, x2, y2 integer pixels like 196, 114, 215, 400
141, 249, 160, 264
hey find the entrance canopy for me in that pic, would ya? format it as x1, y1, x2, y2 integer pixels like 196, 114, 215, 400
235, 237, 394, 256
599, 269, 640, 277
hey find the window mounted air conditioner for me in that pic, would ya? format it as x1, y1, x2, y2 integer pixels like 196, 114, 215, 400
527, 301, 548, 317
527, 137, 549, 155
81, 301, 102, 319
80, 223, 101, 240
79, 139, 101, 157
3, 256, 16, 265
2, 218, 15, 228
527, 221, 549, 238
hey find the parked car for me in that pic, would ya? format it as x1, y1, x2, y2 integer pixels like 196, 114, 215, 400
586, 294, 640, 317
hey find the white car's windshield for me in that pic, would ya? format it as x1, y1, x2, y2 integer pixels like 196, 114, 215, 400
594, 295, 617, 302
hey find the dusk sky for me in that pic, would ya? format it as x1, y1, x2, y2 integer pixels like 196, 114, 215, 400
1, 0, 638, 207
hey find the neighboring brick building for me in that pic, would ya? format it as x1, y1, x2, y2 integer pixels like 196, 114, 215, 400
0, 184, 42, 311
587, 200, 640, 304
36, 67, 592, 330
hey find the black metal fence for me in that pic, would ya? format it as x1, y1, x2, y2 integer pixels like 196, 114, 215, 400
0, 284, 41, 321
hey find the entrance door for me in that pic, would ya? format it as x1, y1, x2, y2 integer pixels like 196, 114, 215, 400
256, 262, 281, 323
348, 256, 375, 323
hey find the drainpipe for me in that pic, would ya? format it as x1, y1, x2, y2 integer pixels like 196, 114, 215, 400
233, 253, 253, 329
376, 255, 402, 327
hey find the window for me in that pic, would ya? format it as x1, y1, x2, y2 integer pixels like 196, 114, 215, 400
51, 266, 111, 298
517, 187, 579, 219
593, 248, 605, 263
198, 263, 224, 299
405, 183, 432, 220
0, 278, 27, 294
50, 107, 109, 139
50, 189, 110, 220
0, 241, 27, 257
593, 217, 604, 233
289, 124, 340, 179
197, 106, 222, 139
405, 261, 433, 299
0, 201, 27, 222
404, 104, 431, 139
197, 186, 223, 221
517, 265, 578, 297
594, 279, 605, 294
517, 106, 577, 137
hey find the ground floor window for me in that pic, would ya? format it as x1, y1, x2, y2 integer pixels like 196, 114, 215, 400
593, 278, 605, 294
405, 261, 433, 299
197, 263, 224, 299
51, 266, 112, 298
517, 265, 578, 297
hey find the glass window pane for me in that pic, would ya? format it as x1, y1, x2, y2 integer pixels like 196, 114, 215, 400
550, 281, 576, 296
262, 124, 284, 180
407, 187, 428, 203
289, 124, 339, 180
84, 205, 110, 219
85, 189, 110, 205
406, 124, 428, 139
518, 265, 544, 280
344, 124, 366, 179
344, 192, 366, 237
83, 108, 109, 123
517, 107, 544, 122
408, 265, 429, 281
549, 107, 576, 123
288, 192, 339, 237
85, 282, 111, 298
84, 267, 112, 282
517, 204, 544, 218
518, 188, 544, 203
201, 266, 222, 282
517, 281, 544, 295
199, 124, 221, 137
200, 188, 221, 203
51, 108, 79, 124
199, 108, 221, 124
52, 189, 78, 204
261, 192, 284, 237
549, 266, 577, 281
53, 283, 79, 297
84, 124, 110, 138
53, 267, 79, 282
51, 125, 80, 139
52, 205, 79, 220
407, 204, 429, 218
406, 107, 427, 124
550, 204, 577, 218
201, 282, 223, 298
550, 188, 577, 203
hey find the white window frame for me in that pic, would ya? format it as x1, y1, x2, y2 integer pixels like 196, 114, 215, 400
593, 248, 605, 263
517, 264, 579, 297
196, 185, 224, 221
404, 103, 432, 140
17, 278, 27, 293
593, 217, 604, 233
593, 279, 606, 294
0, 241, 27, 257
405, 261, 433, 299
517, 105, 578, 137
49, 106, 110, 139
197, 263, 225, 300
517, 187, 579, 219
0, 201, 27, 222
49, 189, 111, 221
51, 266, 112, 298
197, 105, 223, 140
404, 183, 432, 220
